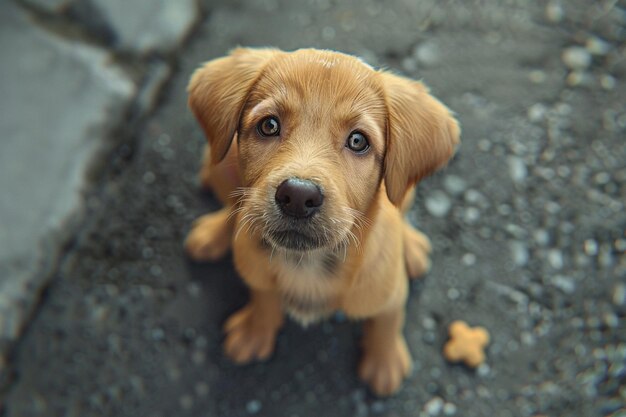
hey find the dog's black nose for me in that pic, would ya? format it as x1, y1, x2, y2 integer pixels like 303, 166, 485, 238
275, 178, 323, 218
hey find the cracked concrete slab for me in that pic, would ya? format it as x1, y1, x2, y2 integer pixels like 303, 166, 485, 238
22, 0, 200, 54
0, 0, 136, 356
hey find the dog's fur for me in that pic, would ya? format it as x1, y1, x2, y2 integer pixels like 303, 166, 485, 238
185, 48, 460, 396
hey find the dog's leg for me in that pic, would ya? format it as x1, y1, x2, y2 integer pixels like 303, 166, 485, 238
185, 207, 234, 261
359, 307, 412, 396
198, 144, 215, 191
399, 186, 432, 279
403, 223, 432, 279
224, 289, 284, 364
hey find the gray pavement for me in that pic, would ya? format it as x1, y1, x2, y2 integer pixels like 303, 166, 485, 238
1, 0, 625, 416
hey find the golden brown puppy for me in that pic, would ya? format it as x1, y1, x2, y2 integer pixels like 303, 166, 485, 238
185, 48, 459, 396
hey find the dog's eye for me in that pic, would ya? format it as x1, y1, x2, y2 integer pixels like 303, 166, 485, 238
257, 116, 281, 137
346, 131, 370, 153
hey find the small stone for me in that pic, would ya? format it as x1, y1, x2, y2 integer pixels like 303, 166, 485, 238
586, 36, 611, 55
562, 47, 592, 70
545, 1, 564, 22
600, 74, 616, 90
510, 241, 529, 266
594, 172, 611, 185
447, 288, 461, 300
527, 103, 548, 122
547, 249, 564, 269
422, 316, 436, 330
497, 204, 512, 216
603, 312, 619, 328
478, 139, 492, 152
151, 327, 165, 341
195, 382, 209, 397
414, 41, 440, 67
187, 282, 202, 297
566, 71, 592, 87
583, 239, 599, 256
143, 171, 156, 184
528, 70, 547, 84
463, 207, 480, 224
550, 275, 575, 294
476, 363, 491, 377
321, 26, 336, 40
443, 402, 457, 416
246, 399, 262, 414
192, 350, 205, 365
424, 396, 444, 416
401, 57, 418, 73
443, 175, 467, 196
462, 253, 476, 266
180, 394, 193, 410
599, 244, 614, 267
508, 156, 527, 183
534, 229, 550, 246
612, 284, 626, 307
425, 191, 452, 218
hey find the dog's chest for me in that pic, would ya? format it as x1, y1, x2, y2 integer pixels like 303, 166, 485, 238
275, 254, 341, 326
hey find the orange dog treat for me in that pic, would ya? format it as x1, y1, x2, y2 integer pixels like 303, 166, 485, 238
443, 320, 490, 368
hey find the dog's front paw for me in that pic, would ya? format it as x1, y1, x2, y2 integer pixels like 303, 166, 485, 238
223, 305, 280, 364
185, 211, 231, 261
359, 336, 412, 396
403, 225, 432, 279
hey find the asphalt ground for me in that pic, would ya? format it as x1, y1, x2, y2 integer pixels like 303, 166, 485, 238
3, 1, 625, 416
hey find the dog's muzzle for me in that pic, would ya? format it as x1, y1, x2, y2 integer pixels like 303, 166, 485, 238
264, 178, 326, 251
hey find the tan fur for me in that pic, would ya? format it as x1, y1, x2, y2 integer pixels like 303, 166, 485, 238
184, 48, 460, 396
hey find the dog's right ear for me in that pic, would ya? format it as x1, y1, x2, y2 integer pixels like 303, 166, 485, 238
188, 48, 278, 164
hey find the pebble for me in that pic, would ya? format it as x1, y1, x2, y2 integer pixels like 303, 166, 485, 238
528, 70, 547, 84
443, 175, 467, 196
533, 229, 550, 246
402, 56, 418, 73
583, 239, 599, 256
425, 191, 452, 218
462, 253, 477, 266
586, 36, 611, 55
447, 288, 461, 300
463, 207, 480, 224
443, 402, 457, 416
414, 40, 440, 67
195, 382, 209, 397
142, 171, 156, 184
547, 249, 564, 269
510, 241, 529, 266
600, 74, 616, 90
566, 71, 592, 87
545, 1, 564, 23
528, 103, 548, 122
246, 399, 262, 414
180, 394, 193, 410
550, 275, 575, 294
477, 139, 492, 152
612, 284, 626, 307
562, 47, 592, 70
424, 396, 444, 415
474, 365, 489, 378
508, 156, 527, 183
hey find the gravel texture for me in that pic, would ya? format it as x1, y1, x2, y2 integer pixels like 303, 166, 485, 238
2, 0, 625, 416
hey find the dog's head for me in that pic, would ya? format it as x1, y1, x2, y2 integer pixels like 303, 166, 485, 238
188, 48, 459, 252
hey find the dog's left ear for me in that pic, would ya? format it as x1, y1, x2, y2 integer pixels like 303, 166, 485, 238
381, 72, 460, 205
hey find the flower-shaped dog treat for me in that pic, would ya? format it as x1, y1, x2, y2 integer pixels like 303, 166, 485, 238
443, 320, 490, 368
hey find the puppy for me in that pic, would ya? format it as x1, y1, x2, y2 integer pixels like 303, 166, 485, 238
185, 48, 459, 396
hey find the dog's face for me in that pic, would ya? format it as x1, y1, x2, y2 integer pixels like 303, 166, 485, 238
188, 48, 459, 252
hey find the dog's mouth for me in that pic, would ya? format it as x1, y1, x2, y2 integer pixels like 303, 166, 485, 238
264, 229, 326, 251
